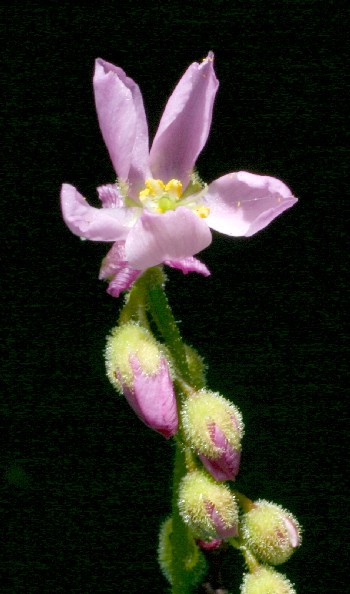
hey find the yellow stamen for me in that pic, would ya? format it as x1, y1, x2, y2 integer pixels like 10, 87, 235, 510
194, 206, 210, 218
165, 179, 182, 199
138, 177, 208, 216
145, 178, 166, 196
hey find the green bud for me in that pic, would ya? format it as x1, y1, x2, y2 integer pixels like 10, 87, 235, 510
240, 500, 301, 565
178, 469, 239, 540
240, 566, 297, 594
158, 517, 207, 586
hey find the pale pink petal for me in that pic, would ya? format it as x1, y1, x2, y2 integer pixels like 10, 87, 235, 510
204, 501, 238, 538
164, 256, 210, 276
125, 207, 212, 270
198, 422, 241, 481
284, 517, 300, 548
99, 242, 141, 296
97, 184, 123, 208
128, 356, 178, 438
99, 241, 128, 279
205, 171, 298, 237
149, 52, 219, 188
93, 59, 150, 194
60, 184, 133, 241
199, 449, 241, 482
107, 268, 141, 297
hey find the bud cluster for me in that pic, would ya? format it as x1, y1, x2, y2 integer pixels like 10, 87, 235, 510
104, 306, 301, 592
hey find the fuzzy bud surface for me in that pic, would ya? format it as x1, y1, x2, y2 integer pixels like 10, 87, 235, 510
178, 469, 239, 540
240, 566, 297, 594
181, 390, 244, 480
240, 499, 301, 565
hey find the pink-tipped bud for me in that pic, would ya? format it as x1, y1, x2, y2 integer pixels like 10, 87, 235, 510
240, 499, 302, 566
196, 538, 223, 551
178, 469, 239, 540
181, 390, 244, 480
105, 323, 178, 438
240, 566, 297, 594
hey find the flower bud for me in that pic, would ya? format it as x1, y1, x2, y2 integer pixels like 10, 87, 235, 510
240, 567, 297, 594
178, 469, 239, 540
196, 538, 223, 551
240, 500, 301, 565
105, 322, 178, 438
158, 517, 207, 586
181, 390, 244, 480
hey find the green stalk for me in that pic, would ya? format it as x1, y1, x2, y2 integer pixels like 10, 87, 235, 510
119, 267, 200, 592
146, 271, 192, 384
170, 443, 194, 594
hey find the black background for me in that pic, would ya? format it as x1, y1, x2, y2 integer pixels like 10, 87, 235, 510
2, 1, 348, 592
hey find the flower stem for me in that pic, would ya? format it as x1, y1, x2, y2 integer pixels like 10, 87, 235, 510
146, 269, 192, 384
170, 442, 196, 594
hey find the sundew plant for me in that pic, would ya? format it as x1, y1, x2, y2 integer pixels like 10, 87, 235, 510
61, 53, 301, 594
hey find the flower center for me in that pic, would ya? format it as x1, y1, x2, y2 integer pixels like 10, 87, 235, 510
139, 177, 210, 218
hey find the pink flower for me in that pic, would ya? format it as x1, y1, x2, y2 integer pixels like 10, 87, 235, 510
61, 53, 298, 297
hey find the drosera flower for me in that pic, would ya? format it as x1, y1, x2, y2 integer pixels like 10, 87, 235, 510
61, 53, 298, 297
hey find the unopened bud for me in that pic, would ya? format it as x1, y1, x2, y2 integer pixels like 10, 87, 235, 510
240, 566, 297, 594
105, 322, 178, 438
181, 390, 244, 480
178, 469, 239, 540
240, 499, 301, 565
158, 517, 207, 586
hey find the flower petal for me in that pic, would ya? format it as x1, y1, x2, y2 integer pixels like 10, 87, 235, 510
97, 184, 123, 208
93, 59, 150, 194
129, 356, 178, 438
149, 52, 219, 188
204, 500, 238, 538
205, 171, 298, 237
60, 183, 134, 241
125, 207, 212, 270
99, 241, 127, 279
199, 448, 241, 482
107, 268, 141, 298
98, 241, 141, 297
164, 256, 210, 277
